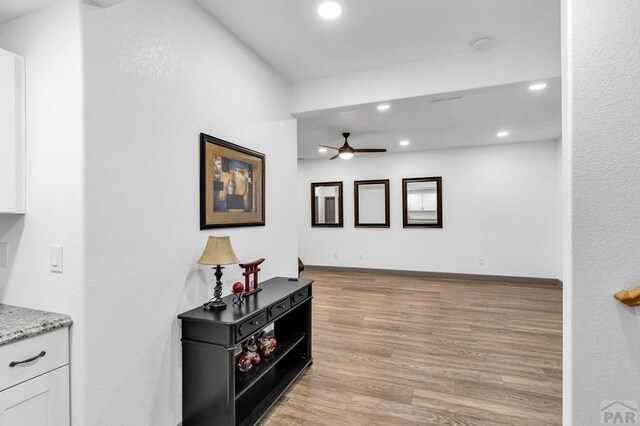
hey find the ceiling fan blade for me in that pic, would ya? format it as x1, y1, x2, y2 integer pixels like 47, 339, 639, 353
353, 148, 387, 153
319, 145, 340, 150
329, 153, 340, 160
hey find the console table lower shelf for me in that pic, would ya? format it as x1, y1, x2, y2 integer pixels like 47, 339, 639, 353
178, 277, 313, 426
237, 354, 312, 426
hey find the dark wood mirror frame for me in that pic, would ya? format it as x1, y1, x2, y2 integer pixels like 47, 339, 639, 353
354, 179, 390, 228
311, 181, 344, 227
402, 177, 443, 228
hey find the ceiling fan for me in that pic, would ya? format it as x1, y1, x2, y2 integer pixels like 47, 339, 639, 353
320, 132, 387, 160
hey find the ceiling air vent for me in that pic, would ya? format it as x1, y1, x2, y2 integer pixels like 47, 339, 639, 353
430, 96, 462, 103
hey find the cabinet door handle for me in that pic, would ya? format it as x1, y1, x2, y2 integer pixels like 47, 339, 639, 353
10, 351, 46, 367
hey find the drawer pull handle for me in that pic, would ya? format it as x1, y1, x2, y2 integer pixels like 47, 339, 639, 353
238, 319, 260, 335
296, 292, 305, 298
277, 304, 286, 309
10, 351, 46, 367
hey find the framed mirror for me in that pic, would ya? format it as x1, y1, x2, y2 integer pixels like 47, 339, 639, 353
311, 181, 344, 227
354, 179, 390, 228
402, 177, 442, 228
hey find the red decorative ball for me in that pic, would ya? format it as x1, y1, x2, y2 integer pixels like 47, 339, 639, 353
232, 282, 244, 294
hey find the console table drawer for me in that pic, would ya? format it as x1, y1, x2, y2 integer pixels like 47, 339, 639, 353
267, 297, 291, 321
291, 286, 310, 306
236, 311, 267, 341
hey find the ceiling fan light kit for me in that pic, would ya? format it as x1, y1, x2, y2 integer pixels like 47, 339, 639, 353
322, 132, 387, 160
338, 151, 354, 160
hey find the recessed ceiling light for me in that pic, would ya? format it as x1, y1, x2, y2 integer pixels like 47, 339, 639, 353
497, 131, 509, 137
529, 83, 547, 91
318, 2, 342, 19
399, 140, 410, 146
377, 104, 390, 111
318, 147, 328, 153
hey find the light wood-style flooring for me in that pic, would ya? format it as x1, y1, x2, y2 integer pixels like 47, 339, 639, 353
263, 268, 562, 425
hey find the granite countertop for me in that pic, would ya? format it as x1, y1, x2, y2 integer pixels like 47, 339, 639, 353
0, 304, 73, 347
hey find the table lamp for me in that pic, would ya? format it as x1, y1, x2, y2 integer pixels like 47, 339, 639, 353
198, 236, 239, 310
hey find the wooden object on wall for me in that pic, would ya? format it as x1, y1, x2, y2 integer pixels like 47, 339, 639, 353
310, 181, 344, 228
402, 176, 443, 228
200, 133, 265, 229
239, 258, 265, 297
614, 287, 640, 307
354, 179, 390, 228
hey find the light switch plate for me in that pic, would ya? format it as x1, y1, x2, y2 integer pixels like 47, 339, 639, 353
0, 243, 8, 268
50, 245, 63, 273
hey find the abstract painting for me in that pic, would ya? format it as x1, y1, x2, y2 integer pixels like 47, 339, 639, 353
200, 133, 265, 229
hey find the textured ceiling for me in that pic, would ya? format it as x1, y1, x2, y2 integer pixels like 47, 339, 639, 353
196, 0, 560, 82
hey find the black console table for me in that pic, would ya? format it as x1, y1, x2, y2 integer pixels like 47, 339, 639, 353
178, 277, 313, 425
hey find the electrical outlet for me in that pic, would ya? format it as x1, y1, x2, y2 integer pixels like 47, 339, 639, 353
0, 243, 8, 268
334, 253, 338, 259
479, 258, 485, 266
359, 254, 364, 260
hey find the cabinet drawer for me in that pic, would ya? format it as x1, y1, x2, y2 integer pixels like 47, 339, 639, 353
236, 312, 267, 341
291, 286, 310, 306
0, 328, 69, 391
267, 297, 291, 322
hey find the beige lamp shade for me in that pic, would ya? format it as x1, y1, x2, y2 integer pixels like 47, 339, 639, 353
198, 236, 239, 265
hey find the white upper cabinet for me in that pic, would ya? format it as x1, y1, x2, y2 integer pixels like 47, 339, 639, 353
0, 48, 25, 214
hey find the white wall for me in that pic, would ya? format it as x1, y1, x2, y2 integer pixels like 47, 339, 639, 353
298, 140, 561, 279
0, 0, 83, 317
0, 0, 87, 418
565, 0, 640, 423
81, 0, 297, 424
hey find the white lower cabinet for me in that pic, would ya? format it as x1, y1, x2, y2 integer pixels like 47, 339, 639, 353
0, 328, 70, 425
0, 365, 69, 425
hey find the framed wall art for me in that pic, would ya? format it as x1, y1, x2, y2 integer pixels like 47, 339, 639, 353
200, 133, 265, 229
